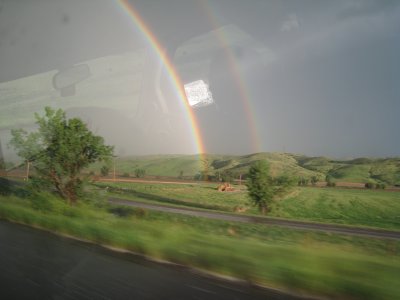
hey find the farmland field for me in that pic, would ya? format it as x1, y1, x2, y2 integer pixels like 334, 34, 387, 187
97, 181, 400, 230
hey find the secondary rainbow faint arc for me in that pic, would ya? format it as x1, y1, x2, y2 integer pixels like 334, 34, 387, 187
117, 0, 206, 155
198, 0, 262, 153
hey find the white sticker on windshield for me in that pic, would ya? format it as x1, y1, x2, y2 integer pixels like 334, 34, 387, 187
184, 80, 214, 108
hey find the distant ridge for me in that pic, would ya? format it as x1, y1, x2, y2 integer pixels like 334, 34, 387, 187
90, 152, 400, 185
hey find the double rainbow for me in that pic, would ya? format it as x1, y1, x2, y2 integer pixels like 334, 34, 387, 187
117, 0, 261, 155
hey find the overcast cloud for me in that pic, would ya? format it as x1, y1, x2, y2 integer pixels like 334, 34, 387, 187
0, 0, 399, 158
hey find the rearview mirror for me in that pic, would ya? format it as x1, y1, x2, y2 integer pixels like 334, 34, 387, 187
52, 64, 91, 97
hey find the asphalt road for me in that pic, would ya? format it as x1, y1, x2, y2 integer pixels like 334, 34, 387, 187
0, 220, 308, 300
109, 198, 400, 240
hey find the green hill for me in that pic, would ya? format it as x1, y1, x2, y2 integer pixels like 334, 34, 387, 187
93, 152, 323, 181
295, 156, 400, 185
89, 153, 400, 186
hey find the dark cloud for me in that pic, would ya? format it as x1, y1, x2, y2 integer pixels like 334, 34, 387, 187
337, 0, 399, 20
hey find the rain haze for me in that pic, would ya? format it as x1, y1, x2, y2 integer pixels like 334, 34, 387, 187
0, 0, 399, 159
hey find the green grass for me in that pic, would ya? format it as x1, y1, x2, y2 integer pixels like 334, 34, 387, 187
328, 164, 373, 183
0, 193, 400, 300
95, 181, 400, 230
271, 187, 400, 230
95, 181, 257, 213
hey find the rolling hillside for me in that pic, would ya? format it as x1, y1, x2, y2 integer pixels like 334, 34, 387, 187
92, 153, 400, 185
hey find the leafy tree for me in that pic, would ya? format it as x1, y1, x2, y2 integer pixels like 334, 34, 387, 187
365, 182, 375, 189
246, 160, 274, 214
201, 157, 211, 181
134, 168, 146, 178
298, 177, 309, 186
326, 175, 336, 187
274, 174, 296, 196
9, 107, 113, 204
221, 169, 235, 183
246, 160, 295, 214
100, 165, 110, 177
310, 175, 318, 186
376, 183, 386, 189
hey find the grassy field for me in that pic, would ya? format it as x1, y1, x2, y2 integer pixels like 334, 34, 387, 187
272, 187, 400, 229
0, 190, 399, 300
97, 181, 257, 213
96, 181, 400, 230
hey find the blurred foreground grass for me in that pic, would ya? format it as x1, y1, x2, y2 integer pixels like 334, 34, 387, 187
0, 191, 399, 300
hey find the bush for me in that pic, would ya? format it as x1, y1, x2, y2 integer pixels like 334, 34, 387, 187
326, 175, 336, 187
108, 205, 136, 217
311, 176, 318, 186
298, 177, 309, 186
0, 178, 12, 196
30, 192, 55, 212
134, 168, 146, 178
221, 170, 235, 183
100, 165, 110, 177
122, 172, 130, 178
375, 183, 386, 189
108, 205, 147, 218
365, 182, 375, 189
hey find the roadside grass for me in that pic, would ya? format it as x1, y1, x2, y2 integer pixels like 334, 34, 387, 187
95, 182, 400, 230
272, 187, 400, 230
0, 193, 399, 300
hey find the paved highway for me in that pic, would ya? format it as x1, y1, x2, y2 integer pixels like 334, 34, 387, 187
0, 220, 309, 299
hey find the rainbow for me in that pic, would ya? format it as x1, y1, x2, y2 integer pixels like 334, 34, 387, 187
198, 0, 262, 153
116, 0, 206, 155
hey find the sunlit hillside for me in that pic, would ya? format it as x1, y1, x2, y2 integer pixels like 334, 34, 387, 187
91, 153, 400, 185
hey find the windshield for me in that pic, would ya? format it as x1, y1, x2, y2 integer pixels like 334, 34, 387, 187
1, 0, 398, 160
1, 1, 400, 299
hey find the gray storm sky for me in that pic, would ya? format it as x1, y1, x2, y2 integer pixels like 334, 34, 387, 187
0, 0, 399, 158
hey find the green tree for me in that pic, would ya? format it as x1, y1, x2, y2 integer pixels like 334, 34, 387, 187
221, 169, 235, 183
100, 165, 110, 177
310, 175, 318, 186
134, 168, 146, 178
274, 174, 296, 196
246, 160, 274, 214
9, 107, 113, 204
326, 175, 336, 187
201, 158, 209, 181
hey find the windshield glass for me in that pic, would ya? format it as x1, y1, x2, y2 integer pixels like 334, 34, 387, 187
1, 2, 400, 299
1, 0, 399, 159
